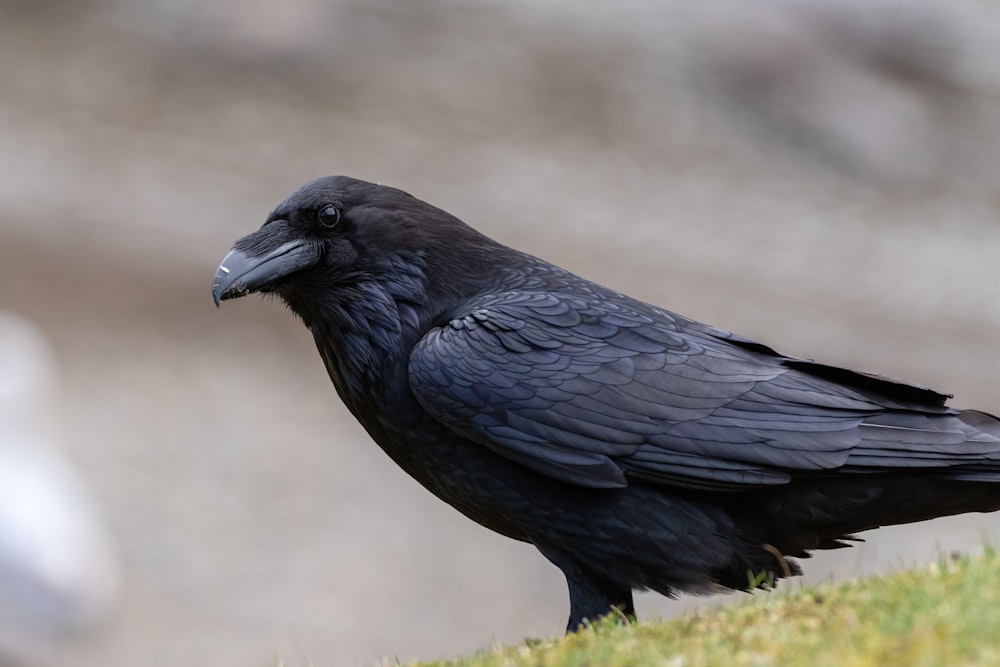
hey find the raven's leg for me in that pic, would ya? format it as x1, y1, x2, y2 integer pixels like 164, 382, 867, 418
535, 543, 636, 633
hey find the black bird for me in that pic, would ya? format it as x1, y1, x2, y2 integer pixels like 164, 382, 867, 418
213, 175, 1000, 632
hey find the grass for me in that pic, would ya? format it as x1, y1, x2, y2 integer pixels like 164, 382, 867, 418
413, 548, 1000, 667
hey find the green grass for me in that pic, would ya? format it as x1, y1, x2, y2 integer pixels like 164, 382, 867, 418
415, 548, 1000, 667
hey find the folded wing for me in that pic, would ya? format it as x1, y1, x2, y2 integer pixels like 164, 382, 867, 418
409, 290, 1000, 490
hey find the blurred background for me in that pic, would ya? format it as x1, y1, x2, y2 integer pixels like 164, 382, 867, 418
3, 0, 1000, 664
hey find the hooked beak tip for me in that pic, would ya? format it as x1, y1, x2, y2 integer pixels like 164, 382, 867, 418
212, 256, 240, 306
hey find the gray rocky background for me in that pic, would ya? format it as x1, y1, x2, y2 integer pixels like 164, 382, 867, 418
3, 0, 1000, 665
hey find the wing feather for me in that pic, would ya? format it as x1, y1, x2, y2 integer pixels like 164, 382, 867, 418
408, 291, 1000, 490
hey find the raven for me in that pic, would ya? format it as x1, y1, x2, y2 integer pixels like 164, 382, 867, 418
213, 175, 1000, 632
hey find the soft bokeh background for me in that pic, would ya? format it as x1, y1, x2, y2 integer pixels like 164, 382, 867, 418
3, 0, 1000, 665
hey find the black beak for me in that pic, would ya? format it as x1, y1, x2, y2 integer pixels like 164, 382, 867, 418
212, 229, 321, 306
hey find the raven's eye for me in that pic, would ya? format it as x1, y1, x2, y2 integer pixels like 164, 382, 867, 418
317, 204, 341, 228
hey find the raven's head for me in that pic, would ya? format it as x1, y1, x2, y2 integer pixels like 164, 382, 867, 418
213, 176, 511, 315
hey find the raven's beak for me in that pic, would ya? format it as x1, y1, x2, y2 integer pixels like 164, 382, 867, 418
212, 234, 321, 306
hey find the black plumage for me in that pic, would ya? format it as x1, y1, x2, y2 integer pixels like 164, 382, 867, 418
212, 175, 1000, 631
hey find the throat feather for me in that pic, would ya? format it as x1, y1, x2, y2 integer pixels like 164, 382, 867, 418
299, 256, 432, 405
308, 283, 406, 399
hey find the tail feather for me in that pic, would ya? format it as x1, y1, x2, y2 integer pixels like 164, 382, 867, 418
752, 476, 1000, 560
847, 409, 1000, 476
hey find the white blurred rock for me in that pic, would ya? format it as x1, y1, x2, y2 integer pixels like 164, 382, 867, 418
0, 313, 117, 664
